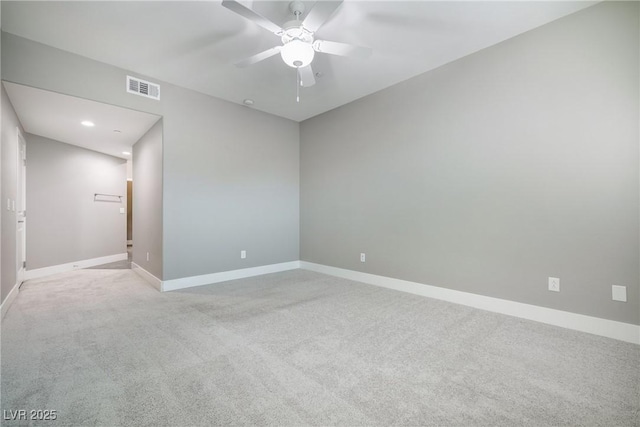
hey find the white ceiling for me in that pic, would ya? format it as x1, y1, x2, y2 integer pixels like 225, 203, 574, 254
2, 1, 596, 122
3, 82, 161, 159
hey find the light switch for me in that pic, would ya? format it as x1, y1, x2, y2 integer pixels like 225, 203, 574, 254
120, 207, 125, 214
6, 199, 10, 211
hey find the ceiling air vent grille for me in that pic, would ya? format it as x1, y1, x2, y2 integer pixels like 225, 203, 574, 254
126, 76, 160, 100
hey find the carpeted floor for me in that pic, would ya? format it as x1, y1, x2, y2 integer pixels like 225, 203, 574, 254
1, 268, 638, 426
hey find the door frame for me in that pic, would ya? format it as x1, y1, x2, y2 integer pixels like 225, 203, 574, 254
16, 128, 26, 285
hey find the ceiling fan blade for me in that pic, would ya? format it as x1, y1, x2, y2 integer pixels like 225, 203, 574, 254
302, 0, 343, 33
221, 0, 283, 35
313, 40, 372, 59
235, 46, 281, 68
298, 65, 316, 87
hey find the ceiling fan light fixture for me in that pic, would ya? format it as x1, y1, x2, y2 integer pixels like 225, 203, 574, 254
280, 40, 314, 68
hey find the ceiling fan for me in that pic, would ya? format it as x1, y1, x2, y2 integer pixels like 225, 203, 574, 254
221, 0, 372, 89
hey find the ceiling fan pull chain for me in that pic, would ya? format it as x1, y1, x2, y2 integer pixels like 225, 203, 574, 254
296, 70, 300, 103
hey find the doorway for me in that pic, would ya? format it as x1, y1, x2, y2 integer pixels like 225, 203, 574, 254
127, 178, 133, 263
3, 82, 161, 275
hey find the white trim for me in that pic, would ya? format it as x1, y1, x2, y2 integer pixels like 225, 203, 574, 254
16, 127, 26, 286
1, 282, 20, 319
25, 253, 128, 280
162, 261, 301, 292
300, 262, 640, 345
131, 262, 162, 291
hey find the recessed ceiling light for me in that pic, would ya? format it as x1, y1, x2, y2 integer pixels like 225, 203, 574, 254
122, 151, 131, 156
243, 99, 254, 106
81, 120, 95, 127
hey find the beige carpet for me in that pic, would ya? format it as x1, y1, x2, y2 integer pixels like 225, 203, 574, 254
1, 268, 638, 426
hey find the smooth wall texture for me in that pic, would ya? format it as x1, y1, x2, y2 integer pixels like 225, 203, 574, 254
301, 2, 639, 325
0, 85, 23, 303
161, 87, 299, 280
133, 120, 163, 279
2, 32, 300, 282
26, 135, 126, 269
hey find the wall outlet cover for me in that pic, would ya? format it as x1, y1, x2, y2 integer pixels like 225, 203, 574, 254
241, 250, 247, 259
548, 277, 560, 292
612, 285, 627, 302
360, 253, 366, 262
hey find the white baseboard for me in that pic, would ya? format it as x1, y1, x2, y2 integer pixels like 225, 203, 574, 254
162, 261, 301, 292
1, 282, 20, 320
300, 262, 640, 345
131, 262, 162, 291
25, 253, 128, 280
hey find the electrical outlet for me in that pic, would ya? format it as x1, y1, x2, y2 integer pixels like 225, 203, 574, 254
146, 252, 150, 262
612, 285, 627, 302
241, 250, 246, 259
548, 277, 560, 292
360, 253, 366, 263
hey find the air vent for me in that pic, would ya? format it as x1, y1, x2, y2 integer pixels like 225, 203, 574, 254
126, 76, 160, 100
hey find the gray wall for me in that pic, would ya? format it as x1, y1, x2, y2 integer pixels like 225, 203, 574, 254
133, 119, 163, 279
162, 86, 299, 280
300, 1, 639, 325
26, 135, 127, 269
2, 31, 300, 282
1, 84, 23, 303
